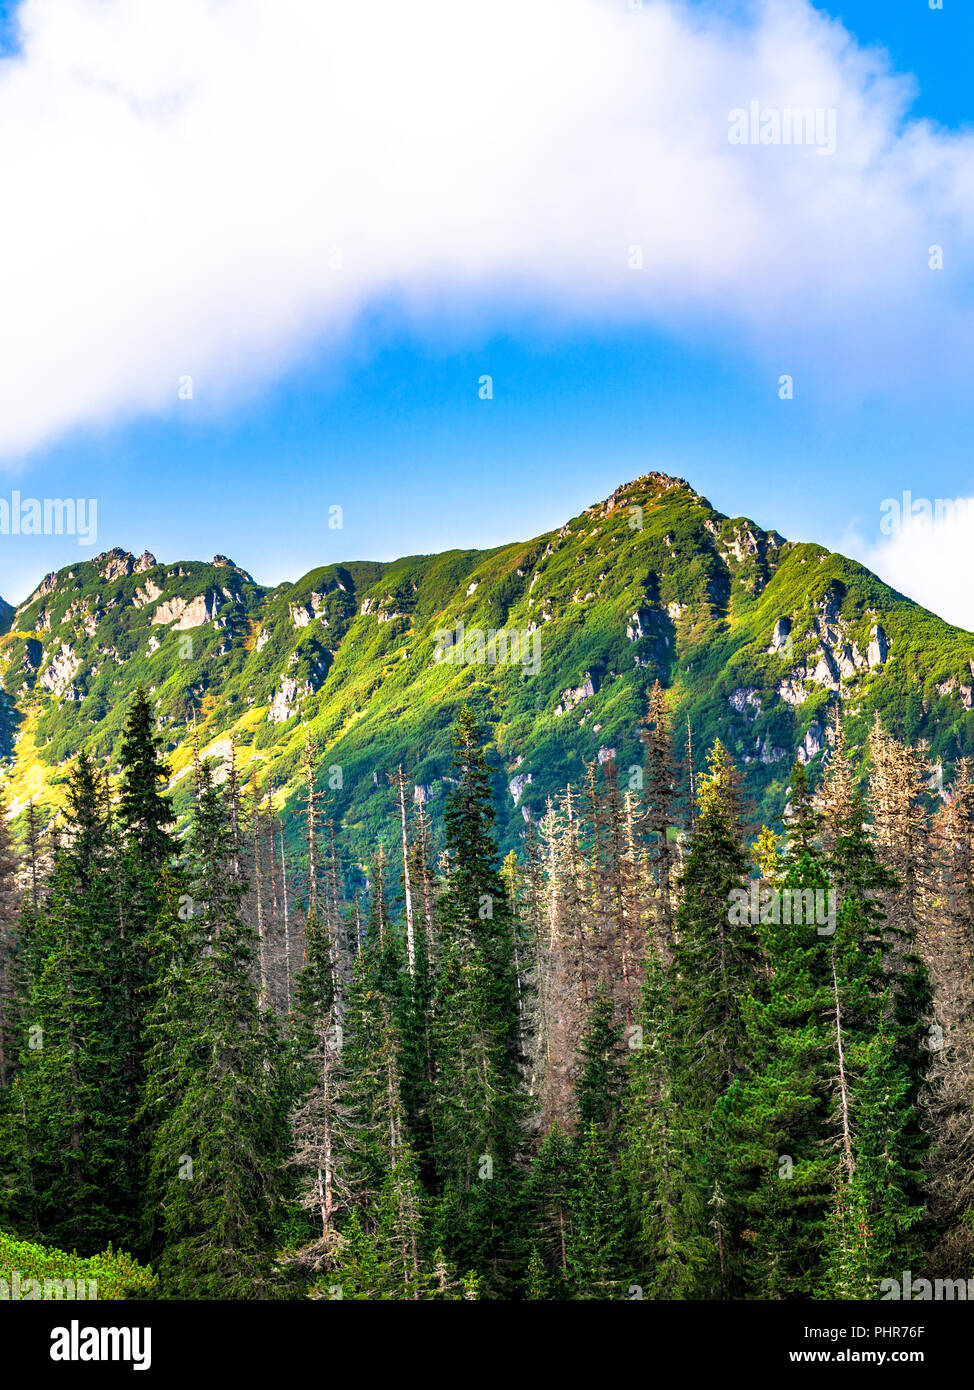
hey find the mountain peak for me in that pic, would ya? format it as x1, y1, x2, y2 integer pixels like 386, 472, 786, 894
1, 471, 972, 855
583, 471, 708, 522
94, 548, 146, 583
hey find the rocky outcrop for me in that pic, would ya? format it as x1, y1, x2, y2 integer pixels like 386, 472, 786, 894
811, 648, 840, 689
797, 721, 825, 764
509, 772, 533, 805
837, 643, 867, 679
555, 673, 598, 716
744, 735, 787, 765
729, 688, 762, 718
627, 610, 651, 641
867, 623, 889, 669
936, 677, 974, 710
778, 677, 808, 706
768, 617, 792, 654
133, 580, 163, 609
39, 644, 81, 699
290, 590, 330, 629
267, 676, 306, 723
19, 573, 58, 613
152, 592, 222, 630
97, 549, 136, 583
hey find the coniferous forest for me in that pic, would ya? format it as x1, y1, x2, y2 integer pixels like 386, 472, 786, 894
1, 680, 972, 1302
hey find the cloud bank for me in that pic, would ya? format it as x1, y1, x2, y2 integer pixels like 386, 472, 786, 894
0, 0, 972, 456
850, 496, 974, 634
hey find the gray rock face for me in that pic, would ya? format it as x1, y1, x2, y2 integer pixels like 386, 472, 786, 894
867, 624, 889, 669
133, 580, 162, 609
152, 592, 222, 630
555, 673, 598, 716
20, 572, 58, 613
97, 549, 135, 583
509, 772, 533, 805
39, 643, 81, 699
797, 720, 825, 764
291, 590, 328, 628
778, 677, 808, 706
820, 587, 842, 624
838, 643, 866, 679
811, 647, 840, 689
769, 617, 792, 653
752, 735, 787, 764
729, 687, 762, 718
267, 675, 305, 723
936, 677, 973, 710
626, 610, 650, 641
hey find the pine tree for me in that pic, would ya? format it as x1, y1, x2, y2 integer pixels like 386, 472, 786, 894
7, 755, 131, 1251
819, 802, 928, 1296
141, 755, 287, 1297
621, 935, 681, 1297
575, 983, 625, 1138
784, 760, 822, 863
429, 706, 525, 1288
526, 1124, 577, 1296
566, 1122, 629, 1298
664, 739, 756, 1297
115, 687, 178, 1243
641, 680, 679, 955
0, 806, 21, 1089
718, 851, 836, 1298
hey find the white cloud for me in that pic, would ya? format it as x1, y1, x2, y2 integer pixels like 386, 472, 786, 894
0, 0, 972, 457
849, 497, 974, 634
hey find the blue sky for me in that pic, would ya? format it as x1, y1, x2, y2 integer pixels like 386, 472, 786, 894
1, 0, 972, 627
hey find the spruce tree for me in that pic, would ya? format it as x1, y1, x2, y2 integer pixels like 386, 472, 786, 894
429, 706, 525, 1288
116, 686, 178, 1243
7, 755, 131, 1251
142, 756, 287, 1297
665, 740, 756, 1297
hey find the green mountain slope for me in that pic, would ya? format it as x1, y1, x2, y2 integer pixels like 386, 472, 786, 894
2, 472, 972, 854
